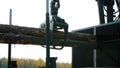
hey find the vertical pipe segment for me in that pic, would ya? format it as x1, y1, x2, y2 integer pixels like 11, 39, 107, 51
106, 0, 114, 22
46, 0, 50, 68
8, 9, 12, 68
93, 27, 97, 68
97, 0, 105, 24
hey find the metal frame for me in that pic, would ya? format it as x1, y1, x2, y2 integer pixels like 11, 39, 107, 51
72, 0, 120, 67
4, 0, 119, 68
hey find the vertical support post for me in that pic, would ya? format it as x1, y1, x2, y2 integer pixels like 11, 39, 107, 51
8, 9, 12, 68
106, 0, 114, 22
9, 9, 12, 26
93, 49, 97, 68
93, 27, 97, 68
46, 0, 50, 68
97, 0, 105, 24
50, 57, 57, 68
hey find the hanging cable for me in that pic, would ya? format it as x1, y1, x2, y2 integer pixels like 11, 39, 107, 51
102, 0, 120, 21
40, 1, 68, 49
115, 0, 120, 17
50, 0, 68, 50
40, 0, 68, 50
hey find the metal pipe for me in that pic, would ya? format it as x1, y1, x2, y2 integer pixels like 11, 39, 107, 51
107, 0, 114, 22
93, 49, 97, 68
97, 0, 105, 24
46, 0, 50, 68
93, 27, 97, 68
8, 9, 12, 68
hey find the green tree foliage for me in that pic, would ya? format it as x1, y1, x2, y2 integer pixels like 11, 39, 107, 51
36, 58, 45, 67
0, 58, 71, 68
0, 57, 7, 68
56, 62, 71, 68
